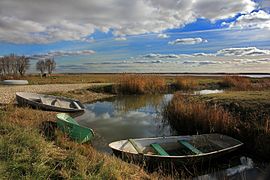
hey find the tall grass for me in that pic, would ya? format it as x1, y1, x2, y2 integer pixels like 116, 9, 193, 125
163, 93, 238, 135
163, 93, 270, 160
220, 76, 251, 90
220, 76, 270, 90
173, 77, 198, 91
117, 74, 166, 94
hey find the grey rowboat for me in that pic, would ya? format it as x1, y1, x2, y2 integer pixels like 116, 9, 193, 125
16, 92, 84, 112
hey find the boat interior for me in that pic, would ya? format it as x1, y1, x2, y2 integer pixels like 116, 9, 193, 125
30, 96, 83, 109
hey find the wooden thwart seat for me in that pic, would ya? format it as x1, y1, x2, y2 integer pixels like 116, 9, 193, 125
178, 140, 202, 154
150, 143, 169, 156
40, 97, 51, 105
128, 139, 143, 154
72, 101, 82, 109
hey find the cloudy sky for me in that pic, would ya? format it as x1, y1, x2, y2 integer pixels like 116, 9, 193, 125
0, 0, 270, 73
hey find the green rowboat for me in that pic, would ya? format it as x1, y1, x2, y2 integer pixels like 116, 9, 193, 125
56, 113, 94, 143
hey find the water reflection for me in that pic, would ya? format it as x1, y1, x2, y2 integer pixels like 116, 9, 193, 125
76, 94, 174, 152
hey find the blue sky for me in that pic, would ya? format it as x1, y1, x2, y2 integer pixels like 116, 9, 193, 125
0, 0, 270, 73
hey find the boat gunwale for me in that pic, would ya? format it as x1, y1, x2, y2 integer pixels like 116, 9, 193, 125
108, 134, 243, 159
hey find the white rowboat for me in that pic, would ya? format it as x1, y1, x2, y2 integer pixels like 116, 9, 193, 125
2, 80, 29, 85
109, 134, 243, 164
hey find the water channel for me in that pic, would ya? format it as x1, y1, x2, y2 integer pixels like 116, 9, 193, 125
76, 90, 223, 152
73, 89, 262, 178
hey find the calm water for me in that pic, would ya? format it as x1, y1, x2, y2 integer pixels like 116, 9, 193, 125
76, 94, 174, 152
75, 90, 224, 152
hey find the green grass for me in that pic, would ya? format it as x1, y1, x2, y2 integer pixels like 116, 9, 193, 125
196, 90, 270, 112
0, 107, 156, 179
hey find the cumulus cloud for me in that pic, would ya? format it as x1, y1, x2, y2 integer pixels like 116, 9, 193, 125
0, 0, 256, 43
143, 47, 270, 59
157, 33, 169, 39
168, 38, 207, 45
192, 53, 216, 57
233, 58, 270, 64
227, 10, 270, 30
32, 49, 95, 59
143, 52, 216, 58
217, 47, 270, 56
114, 37, 127, 41
143, 53, 182, 58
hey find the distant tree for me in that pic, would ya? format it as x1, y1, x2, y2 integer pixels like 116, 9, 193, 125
5, 54, 16, 75
0, 57, 3, 76
36, 60, 47, 77
45, 58, 56, 75
17, 56, 30, 76
0, 54, 30, 77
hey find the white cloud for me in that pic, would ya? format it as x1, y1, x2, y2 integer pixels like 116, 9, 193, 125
143, 47, 270, 59
228, 10, 270, 30
157, 33, 169, 39
32, 49, 95, 59
0, 0, 256, 43
233, 58, 270, 64
142, 52, 215, 59
143, 53, 188, 59
114, 37, 127, 41
168, 38, 208, 45
217, 47, 270, 56
192, 53, 216, 57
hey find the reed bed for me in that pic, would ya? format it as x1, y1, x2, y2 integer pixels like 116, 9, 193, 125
173, 77, 198, 91
163, 93, 270, 160
117, 74, 166, 94
163, 93, 239, 135
220, 76, 270, 90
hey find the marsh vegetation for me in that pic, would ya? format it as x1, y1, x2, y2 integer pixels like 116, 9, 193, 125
0, 74, 269, 179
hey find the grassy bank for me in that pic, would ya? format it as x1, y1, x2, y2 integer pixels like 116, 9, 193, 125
24, 74, 120, 85
47, 87, 115, 103
0, 106, 164, 179
197, 90, 270, 118
163, 92, 270, 161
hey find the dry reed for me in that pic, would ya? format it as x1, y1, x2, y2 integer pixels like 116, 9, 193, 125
163, 93, 270, 160
174, 77, 198, 91
117, 74, 166, 94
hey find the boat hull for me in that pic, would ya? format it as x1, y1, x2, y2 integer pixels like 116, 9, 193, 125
109, 134, 243, 165
111, 145, 241, 165
56, 113, 94, 143
2, 80, 29, 85
16, 92, 85, 113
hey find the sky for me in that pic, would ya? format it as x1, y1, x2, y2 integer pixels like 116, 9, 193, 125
0, 0, 270, 73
